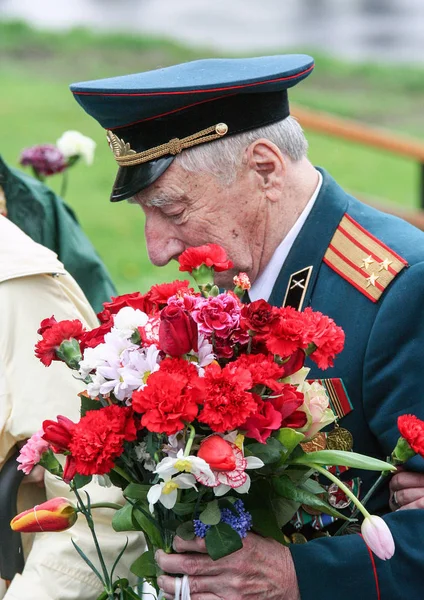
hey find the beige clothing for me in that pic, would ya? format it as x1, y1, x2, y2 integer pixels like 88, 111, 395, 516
0, 217, 142, 599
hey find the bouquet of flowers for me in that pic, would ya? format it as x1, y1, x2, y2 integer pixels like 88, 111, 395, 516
13, 243, 402, 600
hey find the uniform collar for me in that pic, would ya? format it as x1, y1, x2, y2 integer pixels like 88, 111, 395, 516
268, 168, 349, 307
250, 170, 322, 302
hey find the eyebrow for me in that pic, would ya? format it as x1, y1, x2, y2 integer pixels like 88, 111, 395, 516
128, 191, 173, 207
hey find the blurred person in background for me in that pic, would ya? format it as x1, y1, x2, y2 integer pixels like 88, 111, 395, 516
0, 155, 116, 314
71, 54, 424, 600
0, 214, 141, 600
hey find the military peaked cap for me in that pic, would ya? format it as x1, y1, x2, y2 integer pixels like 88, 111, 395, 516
70, 54, 314, 201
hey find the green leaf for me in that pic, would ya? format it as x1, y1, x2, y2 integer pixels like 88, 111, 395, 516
132, 504, 163, 548
112, 502, 135, 532
176, 521, 196, 541
205, 523, 243, 560
276, 428, 305, 458
73, 474, 92, 489
273, 476, 349, 520
71, 539, 105, 585
199, 500, 221, 526
271, 497, 301, 528
172, 502, 197, 516
123, 483, 150, 501
246, 437, 284, 464
130, 549, 156, 578
300, 478, 327, 495
111, 539, 129, 582
80, 395, 102, 417
249, 507, 287, 543
292, 450, 396, 472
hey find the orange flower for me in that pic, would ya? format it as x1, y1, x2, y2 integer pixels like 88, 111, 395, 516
11, 497, 77, 533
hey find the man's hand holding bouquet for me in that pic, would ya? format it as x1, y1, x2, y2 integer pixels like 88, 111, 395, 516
14, 243, 417, 600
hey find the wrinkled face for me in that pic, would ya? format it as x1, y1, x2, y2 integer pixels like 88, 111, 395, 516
132, 161, 267, 287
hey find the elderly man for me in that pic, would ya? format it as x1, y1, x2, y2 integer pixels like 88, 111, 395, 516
71, 56, 424, 599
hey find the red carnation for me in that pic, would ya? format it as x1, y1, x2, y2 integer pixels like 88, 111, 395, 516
240, 299, 279, 336
37, 316, 58, 335
79, 320, 114, 351
149, 280, 193, 305
69, 405, 137, 476
178, 244, 233, 273
242, 398, 282, 443
265, 306, 308, 358
132, 358, 204, 435
233, 353, 286, 393
303, 307, 345, 369
270, 383, 307, 429
35, 319, 85, 366
198, 362, 259, 433
99, 292, 156, 323
398, 415, 424, 457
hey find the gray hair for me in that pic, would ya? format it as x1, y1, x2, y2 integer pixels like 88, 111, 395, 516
175, 116, 308, 185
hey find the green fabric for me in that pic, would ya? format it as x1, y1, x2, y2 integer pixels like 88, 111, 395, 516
270, 169, 424, 599
0, 155, 116, 313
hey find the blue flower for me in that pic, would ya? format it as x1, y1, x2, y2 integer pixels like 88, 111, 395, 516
193, 499, 253, 538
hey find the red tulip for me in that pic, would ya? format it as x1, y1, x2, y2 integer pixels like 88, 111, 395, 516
197, 435, 236, 471
42, 415, 75, 452
11, 497, 77, 533
159, 305, 198, 356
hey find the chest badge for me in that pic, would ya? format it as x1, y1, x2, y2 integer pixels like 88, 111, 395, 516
283, 266, 313, 310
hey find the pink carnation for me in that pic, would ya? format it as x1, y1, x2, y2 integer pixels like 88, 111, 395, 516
191, 293, 242, 339
17, 430, 50, 475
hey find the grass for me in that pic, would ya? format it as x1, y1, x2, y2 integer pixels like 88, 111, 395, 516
1, 20, 424, 294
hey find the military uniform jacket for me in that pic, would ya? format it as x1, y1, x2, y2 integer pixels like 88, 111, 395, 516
0, 156, 116, 313
270, 169, 424, 599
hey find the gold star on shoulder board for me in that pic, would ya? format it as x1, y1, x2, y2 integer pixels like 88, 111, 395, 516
361, 255, 374, 270
366, 272, 379, 287
378, 258, 393, 271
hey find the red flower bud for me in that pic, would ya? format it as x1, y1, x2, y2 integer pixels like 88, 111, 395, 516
159, 305, 198, 357
11, 497, 77, 533
42, 415, 76, 453
197, 435, 236, 472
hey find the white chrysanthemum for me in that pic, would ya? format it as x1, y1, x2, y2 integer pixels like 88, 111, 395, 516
190, 334, 215, 375
79, 345, 107, 379
56, 130, 96, 165
162, 431, 185, 458
119, 345, 160, 389
147, 474, 197, 513
113, 307, 148, 339
155, 449, 216, 487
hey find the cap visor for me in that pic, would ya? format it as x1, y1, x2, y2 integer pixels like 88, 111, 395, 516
110, 156, 175, 202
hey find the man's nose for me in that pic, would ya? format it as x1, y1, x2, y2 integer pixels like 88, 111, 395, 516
144, 216, 183, 267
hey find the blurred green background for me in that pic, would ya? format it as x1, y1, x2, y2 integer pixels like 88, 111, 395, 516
2, 21, 424, 294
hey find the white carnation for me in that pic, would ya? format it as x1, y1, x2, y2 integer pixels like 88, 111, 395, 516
56, 130, 96, 165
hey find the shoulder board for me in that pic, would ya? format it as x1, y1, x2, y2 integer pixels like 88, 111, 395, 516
323, 213, 408, 302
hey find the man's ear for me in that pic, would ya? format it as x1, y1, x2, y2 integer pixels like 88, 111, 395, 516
245, 139, 285, 201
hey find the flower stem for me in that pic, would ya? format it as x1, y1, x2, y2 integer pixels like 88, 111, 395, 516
90, 502, 122, 511
72, 486, 113, 595
312, 463, 371, 520
60, 168, 68, 198
184, 423, 196, 456
336, 473, 386, 536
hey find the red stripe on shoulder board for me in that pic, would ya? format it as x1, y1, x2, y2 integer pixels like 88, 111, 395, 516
344, 214, 408, 265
